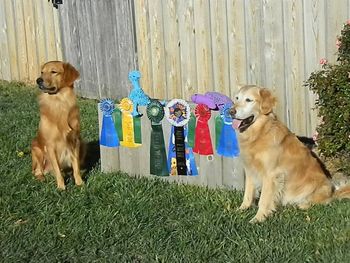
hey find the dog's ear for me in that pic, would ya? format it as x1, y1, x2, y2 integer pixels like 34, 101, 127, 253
63, 63, 80, 87
259, 88, 276, 114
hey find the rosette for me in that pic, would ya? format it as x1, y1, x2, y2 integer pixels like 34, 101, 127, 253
193, 104, 213, 155
165, 99, 191, 127
100, 98, 120, 147
118, 98, 142, 147
165, 99, 197, 176
216, 103, 239, 157
146, 100, 168, 176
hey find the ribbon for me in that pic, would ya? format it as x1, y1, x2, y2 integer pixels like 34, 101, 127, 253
165, 99, 197, 176
191, 92, 232, 111
204, 92, 232, 111
100, 99, 120, 147
113, 107, 123, 141
146, 100, 168, 176
118, 98, 141, 147
187, 112, 196, 148
216, 103, 240, 157
193, 104, 213, 155
128, 70, 151, 116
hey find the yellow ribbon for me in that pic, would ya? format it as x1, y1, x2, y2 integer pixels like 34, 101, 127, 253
119, 98, 140, 147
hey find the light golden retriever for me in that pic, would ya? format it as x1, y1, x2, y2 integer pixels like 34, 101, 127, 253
230, 85, 350, 223
31, 61, 85, 190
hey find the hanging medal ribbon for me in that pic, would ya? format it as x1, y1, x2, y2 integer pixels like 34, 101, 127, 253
118, 98, 142, 147
216, 103, 240, 157
193, 104, 213, 155
100, 98, 120, 147
146, 100, 168, 176
165, 99, 197, 176
128, 70, 151, 117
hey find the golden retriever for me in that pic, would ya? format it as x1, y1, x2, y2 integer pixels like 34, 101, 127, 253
230, 85, 350, 223
31, 61, 84, 190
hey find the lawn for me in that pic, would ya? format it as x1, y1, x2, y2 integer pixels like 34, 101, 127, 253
0, 80, 349, 262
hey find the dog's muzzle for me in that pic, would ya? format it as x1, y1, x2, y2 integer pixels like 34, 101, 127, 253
36, 77, 57, 94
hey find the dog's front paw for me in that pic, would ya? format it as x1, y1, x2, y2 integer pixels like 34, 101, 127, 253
237, 202, 252, 211
250, 209, 271, 223
75, 178, 84, 186
249, 214, 266, 223
57, 183, 66, 191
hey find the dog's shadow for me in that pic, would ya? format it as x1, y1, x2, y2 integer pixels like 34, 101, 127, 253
81, 140, 100, 181
64, 140, 100, 184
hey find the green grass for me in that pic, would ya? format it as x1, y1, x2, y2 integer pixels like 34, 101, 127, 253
0, 80, 349, 263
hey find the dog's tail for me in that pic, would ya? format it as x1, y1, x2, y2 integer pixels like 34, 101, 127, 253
333, 185, 350, 200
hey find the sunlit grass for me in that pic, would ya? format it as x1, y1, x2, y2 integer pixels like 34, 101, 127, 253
0, 80, 349, 262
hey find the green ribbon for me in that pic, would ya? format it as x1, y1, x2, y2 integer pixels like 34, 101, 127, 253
133, 116, 142, 144
215, 115, 223, 149
113, 107, 123, 141
187, 112, 196, 148
147, 100, 168, 176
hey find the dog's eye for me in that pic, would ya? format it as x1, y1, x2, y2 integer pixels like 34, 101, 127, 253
51, 71, 57, 74
245, 98, 253, 102
235, 96, 239, 100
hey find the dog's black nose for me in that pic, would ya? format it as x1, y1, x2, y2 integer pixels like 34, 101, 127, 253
229, 107, 236, 117
36, 78, 43, 85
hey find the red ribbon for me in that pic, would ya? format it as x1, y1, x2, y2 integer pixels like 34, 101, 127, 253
193, 104, 213, 155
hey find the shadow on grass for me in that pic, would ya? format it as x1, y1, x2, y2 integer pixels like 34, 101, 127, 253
82, 140, 100, 176
61, 140, 100, 185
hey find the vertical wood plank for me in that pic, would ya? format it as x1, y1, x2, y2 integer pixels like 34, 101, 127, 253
227, 0, 247, 97
303, 0, 326, 136
0, 0, 11, 80
262, 0, 286, 122
42, 0, 59, 61
114, 0, 137, 99
13, 0, 29, 80
148, 0, 167, 99
22, 0, 39, 81
210, 0, 230, 95
194, 0, 213, 95
34, 0, 48, 67
134, 0, 154, 97
283, 0, 307, 135
178, 0, 198, 100
325, 0, 348, 64
3, 0, 19, 80
53, 2, 63, 61
244, 0, 264, 85
162, 0, 182, 99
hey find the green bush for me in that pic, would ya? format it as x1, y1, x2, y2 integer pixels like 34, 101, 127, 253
305, 22, 350, 174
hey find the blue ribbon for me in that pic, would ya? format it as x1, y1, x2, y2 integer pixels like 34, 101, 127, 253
100, 99, 120, 147
217, 103, 239, 157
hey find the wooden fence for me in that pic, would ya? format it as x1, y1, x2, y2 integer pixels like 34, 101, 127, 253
134, 0, 350, 136
0, 0, 62, 82
98, 105, 245, 190
58, 0, 137, 99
